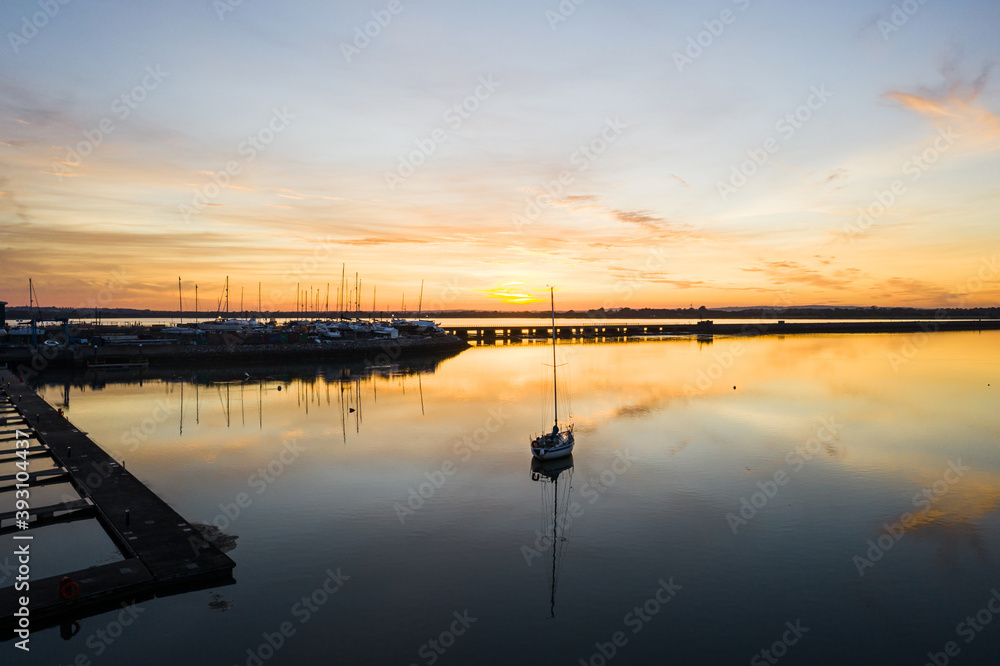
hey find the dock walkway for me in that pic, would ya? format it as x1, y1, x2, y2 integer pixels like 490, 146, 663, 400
0, 368, 235, 631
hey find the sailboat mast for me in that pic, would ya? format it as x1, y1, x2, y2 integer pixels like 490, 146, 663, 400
178, 277, 183, 325
29, 278, 36, 346
550, 286, 558, 429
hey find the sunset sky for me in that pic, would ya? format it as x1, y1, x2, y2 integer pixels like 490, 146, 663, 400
2, 0, 998, 311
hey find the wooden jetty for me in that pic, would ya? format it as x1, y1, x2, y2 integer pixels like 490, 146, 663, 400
0, 368, 235, 633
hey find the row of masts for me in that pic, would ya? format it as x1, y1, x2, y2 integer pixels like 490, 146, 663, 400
174, 270, 425, 322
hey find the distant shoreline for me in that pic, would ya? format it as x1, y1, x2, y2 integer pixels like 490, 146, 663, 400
3, 320, 997, 375
6, 306, 1000, 322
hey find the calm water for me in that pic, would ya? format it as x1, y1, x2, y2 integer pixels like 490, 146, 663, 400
9, 331, 1000, 665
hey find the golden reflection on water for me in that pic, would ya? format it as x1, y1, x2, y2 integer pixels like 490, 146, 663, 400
41, 331, 1000, 536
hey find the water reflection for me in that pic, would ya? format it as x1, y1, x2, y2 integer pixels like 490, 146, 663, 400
13, 332, 1000, 665
529, 455, 575, 619
31, 355, 453, 444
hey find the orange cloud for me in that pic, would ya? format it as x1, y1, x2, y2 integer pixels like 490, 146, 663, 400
885, 91, 1000, 151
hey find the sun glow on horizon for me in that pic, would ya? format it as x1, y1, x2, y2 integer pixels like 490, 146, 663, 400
1, 1, 998, 311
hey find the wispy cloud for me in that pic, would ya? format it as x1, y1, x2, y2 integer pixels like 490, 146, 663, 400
885, 64, 1000, 151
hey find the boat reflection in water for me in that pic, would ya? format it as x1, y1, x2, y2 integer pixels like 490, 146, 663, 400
530, 454, 575, 618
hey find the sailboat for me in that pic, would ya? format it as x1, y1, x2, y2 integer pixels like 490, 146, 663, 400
531, 287, 574, 460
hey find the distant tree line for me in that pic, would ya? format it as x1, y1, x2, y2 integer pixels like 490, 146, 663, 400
7, 305, 998, 321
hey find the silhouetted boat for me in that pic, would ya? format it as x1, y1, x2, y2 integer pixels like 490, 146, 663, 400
531, 287, 574, 459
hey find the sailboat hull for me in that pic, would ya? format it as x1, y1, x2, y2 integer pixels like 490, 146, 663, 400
531, 432, 575, 460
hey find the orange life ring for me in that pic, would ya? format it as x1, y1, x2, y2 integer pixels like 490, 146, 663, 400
59, 577, 80, 600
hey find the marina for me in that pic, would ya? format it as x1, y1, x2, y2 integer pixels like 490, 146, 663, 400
4, 317, 999, 373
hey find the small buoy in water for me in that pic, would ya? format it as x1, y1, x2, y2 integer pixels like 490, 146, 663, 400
733, 386, 736, 390
277, 386, 281, 391
349, 408, 355, 413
